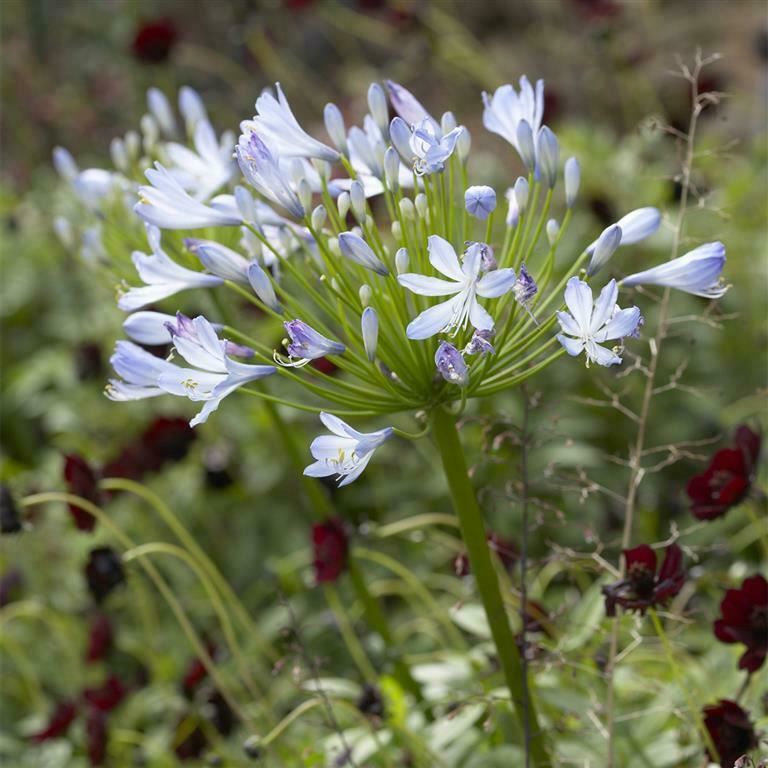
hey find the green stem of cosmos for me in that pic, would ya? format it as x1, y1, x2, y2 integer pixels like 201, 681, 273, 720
429, 408, 549, 766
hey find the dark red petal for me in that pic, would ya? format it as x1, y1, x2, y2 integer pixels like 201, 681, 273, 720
85, 614, 114, 663
739, 643, 766, 673
741, 574, 768, 605
312, 519, 348, 583
719, 589, 752, 626
85, 707, 108, 766
734, 425, 761, 466
709, 447, 747, 475
64, 454, 100, 531
31, 700, 78, 742
623, 544, 656, 573
658, 544, 683, 582
83, 675, 127, 713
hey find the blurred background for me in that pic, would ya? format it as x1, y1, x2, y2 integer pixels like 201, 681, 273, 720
1, 1, 766, 766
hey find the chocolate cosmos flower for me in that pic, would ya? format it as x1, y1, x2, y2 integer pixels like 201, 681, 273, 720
714, 574, 767, 673
602, 544, 685, 617
702, 699, 758, 768
687, 425, 761, 521
312, 519, 349, 583
85, 548, 125, 604
64, 454, 101, 531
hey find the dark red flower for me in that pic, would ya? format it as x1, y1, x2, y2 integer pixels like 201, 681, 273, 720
714, 574, 768, 673
602, 544, 685, 617
0, 484, 22, 534
687, 426, 761, 521
101, 444, 146, 482
83, 674, 127, 713
312, 519, 348, 583
85, 707, 107, 766
64, 454, 101, 531
85, 547, 125, 604
31, 700, 78, 742
139, 416, 196, 471
85, 614, 114, 664
131, 18, 177, 64
702, 699, 758, 768
173, 690, 235, 760
180, 643, 217, 699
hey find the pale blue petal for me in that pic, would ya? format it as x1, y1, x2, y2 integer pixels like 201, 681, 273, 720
406, 298, 457, 340
556, 334, 585, 357
556, 310, 581, 337
428, 235, 464, 281
596, 307, 641, 342
398, 273, 460, 296
476, 268, 517, 298
563, 277, 593, 330
468, 300, 494, 331
589, 280, 618, 334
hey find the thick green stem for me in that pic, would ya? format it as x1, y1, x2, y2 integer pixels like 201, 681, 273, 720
430, 407, 549, 766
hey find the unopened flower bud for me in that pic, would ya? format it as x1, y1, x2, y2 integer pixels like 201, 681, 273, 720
537, 126, 559, 188
337, 191, 350, 220
140, 114, 159, 150
457, 127, 471, 163
361, 306, 379, 362
546, 219, 560, 245
327, 237, 341, 256
415, 193, 428, 219
389, 117, 413, 165
324, 103, 347, 155
395, 247, 409, 274
297, 178, 312, 214
384, 147, 400, 192
465, 185, 497, 221
312, 158, 330, 182
399, 198, 415, 220
248, 263, 283, 313
391, 221, 402, 241
338, 232, 389, 276
110, 138, 128, 172
350, 181, 366, 222
53, 147, 78, 182
587, 224, 622, 276
311, 205, 327, 231
367, 83, 389, 138
359, 284, 372, 307
53, 216, 74, 249
124, 131, 140, 160
564, 157, 580, 208
441, 111, 457, 133
147, 87, 176, 136
516, 120, 536, 171
514, 176, 530, 214
505, 189, 520, 227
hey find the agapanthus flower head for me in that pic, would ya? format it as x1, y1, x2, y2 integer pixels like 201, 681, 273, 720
702, 700, 758, 768
687, 425, 761, 520
304, 412, 392, 487
714, 574, 767, 673
85, 547, 125, 604
435, 341, 469, 387
622, 241, 728, 298
279, 320, 346, 367
0, 485, 22, 535
556, 278, 641, 367
601, 543, 685, 616
63, 454, 101, 531
312, 518, 349, 583
398, 236, 517, 339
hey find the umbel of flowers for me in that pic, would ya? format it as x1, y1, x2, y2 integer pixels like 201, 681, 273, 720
54, 76, 728, 764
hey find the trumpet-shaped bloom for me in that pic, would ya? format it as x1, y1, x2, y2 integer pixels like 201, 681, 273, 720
482, 78, 545, 160
409, 118, 464, 175
280, 320, 345, 366
398, 236, 517, 340
135, 164, 242, 229
304, 412, 392, 487
236, 132, 305, 218
622, 242, 727, 298
109, 317, 274, 426
165, 119, 236, 201
118, 226, 223, 312
556, 278, 641, 367
247, 83, 339, 163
